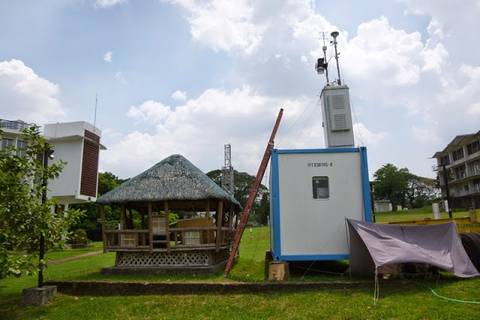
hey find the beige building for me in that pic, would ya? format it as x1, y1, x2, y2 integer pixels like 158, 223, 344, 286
433, 131, 480, 209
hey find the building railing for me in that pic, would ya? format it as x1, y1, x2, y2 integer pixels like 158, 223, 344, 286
0, 119, 30, 131
468, 167, 480, 177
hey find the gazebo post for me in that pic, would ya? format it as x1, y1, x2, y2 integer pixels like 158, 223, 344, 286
216, 200, 224, 252
234, 211, 239, 230
100, 205, 106, 253
227, 204, 233, 243
148, 202, 153, 252
164, 200, 170, 252
205, 199, 210, 217
121, 203, 126, 230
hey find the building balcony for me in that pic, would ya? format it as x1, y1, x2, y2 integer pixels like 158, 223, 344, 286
0, 119, 29, 131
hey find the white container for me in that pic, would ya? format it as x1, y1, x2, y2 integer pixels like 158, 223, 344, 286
270, 147, 372, 261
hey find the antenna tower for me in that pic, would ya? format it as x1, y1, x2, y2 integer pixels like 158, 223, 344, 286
221, 144, 234, 195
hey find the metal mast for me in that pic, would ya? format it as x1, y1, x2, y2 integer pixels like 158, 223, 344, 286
330, 31, 342, 85
322, 32, 330, 84
221, 144, 234, 195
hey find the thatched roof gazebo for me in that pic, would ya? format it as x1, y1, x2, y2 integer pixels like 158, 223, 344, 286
98, 154, 240, 274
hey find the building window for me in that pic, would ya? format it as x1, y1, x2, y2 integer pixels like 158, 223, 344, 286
467, 140, 480, 155
471, 161, 480, 176
473, 179, 480, 192
312, 176, 329, 199
454, 166, 466, 180
16, 140, 27, 157
1, 138, 15, 150
452, 148, 464, 161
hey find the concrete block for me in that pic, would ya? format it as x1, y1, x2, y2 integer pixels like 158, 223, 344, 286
268, 261, 289, 281
21, 285, 57, 306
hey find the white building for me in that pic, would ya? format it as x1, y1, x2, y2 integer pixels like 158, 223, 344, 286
433, 131, 480, 209
374, 200, 393, 212
0, 119, 105, 206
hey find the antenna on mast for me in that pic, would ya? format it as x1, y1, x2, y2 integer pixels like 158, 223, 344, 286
330, 31, 342, 85
322, 32, 330, 84
315, 32, 329, 84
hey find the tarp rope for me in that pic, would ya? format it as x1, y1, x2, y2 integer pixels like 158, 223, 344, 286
428, 287, 480, 304
411, 279, 480, 305
374, 268, 380, 305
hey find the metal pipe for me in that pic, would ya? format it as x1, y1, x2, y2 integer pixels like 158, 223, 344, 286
331, 31, 342, 85
442, 164, 452, 219
322, 33, 330, 84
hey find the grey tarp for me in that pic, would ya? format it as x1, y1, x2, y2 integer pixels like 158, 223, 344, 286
347, 219, 479, 278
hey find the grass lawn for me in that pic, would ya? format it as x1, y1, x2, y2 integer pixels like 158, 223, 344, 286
47, 242, 103, 261
375, 206, 470, 223
1, 213, 480, 319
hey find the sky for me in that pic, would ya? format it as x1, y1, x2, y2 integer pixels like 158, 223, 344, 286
1, 0, 479, 179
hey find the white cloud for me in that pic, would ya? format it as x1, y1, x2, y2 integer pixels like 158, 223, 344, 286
342, 17, 448, 86
103, 51, 112, 63
114, 71, 127, 84
95, 0, 125, 8
104, 85, 388, 177
411, 126, 440, 144
171, 90, 187, 101
103, 87, 317, 177
353, 123, 387, 147
468, 102, 480, 115
127, 100, 173, 124
402, 0, 480, 64
0, 59, 64, 123
104, 0, 479, 178
163, 0, 265, 54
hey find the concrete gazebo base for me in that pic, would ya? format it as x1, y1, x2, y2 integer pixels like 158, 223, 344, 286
101, 250, 229, 275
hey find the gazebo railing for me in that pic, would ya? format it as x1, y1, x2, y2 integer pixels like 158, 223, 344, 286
104, 229, 150, 250
103, 226, 232, 251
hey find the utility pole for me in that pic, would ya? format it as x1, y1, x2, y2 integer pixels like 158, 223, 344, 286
441, 163, 452, 219
38, 148, 53, 288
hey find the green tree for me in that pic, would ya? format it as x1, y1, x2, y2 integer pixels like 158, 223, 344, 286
0, 126, 83, 279
405, 175, 440, 208
98, 171, 125, 195
70, 172, 125, 240
373, 163, 410, 209
373, 164, 439, 210
207, 169, 269, 225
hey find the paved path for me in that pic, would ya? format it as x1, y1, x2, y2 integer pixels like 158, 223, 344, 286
48, 250, 103, 265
